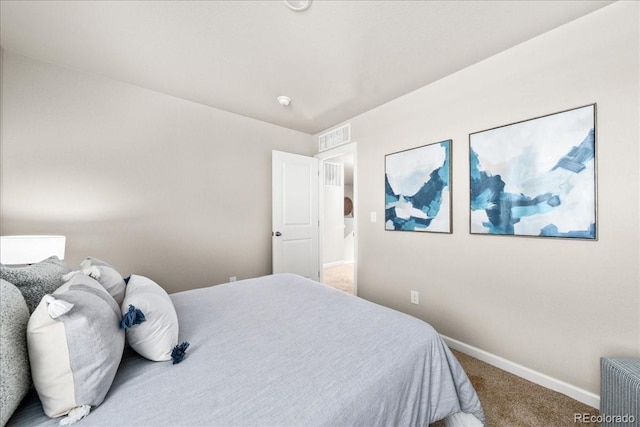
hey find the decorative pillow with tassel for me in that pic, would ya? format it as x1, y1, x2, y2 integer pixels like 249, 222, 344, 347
27, 273, 124, 425
120, 275, 189, 363
63, 257, 126, 306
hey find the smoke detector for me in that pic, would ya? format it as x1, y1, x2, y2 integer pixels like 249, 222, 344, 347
284, 0, 312, 11
277, 96, 291, 106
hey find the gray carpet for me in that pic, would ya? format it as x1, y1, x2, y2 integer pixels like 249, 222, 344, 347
322, 263, 354, 294
431, 349, 600, 426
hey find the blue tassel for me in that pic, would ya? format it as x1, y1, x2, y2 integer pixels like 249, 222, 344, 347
120, 305, 146, 330
171, 341, 190, 364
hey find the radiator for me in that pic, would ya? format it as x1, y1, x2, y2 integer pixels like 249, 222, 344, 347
600, 357, 640, 426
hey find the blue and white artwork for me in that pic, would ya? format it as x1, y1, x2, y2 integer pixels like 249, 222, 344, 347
385, 140, 452, 233
469, 104, 596, 239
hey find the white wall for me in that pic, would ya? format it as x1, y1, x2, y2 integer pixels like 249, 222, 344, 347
1, 53, 314, 293
331, 1, 639, 397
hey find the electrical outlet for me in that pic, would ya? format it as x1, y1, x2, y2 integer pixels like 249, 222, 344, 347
410, 290, 419, 305
229, 276, 237, 282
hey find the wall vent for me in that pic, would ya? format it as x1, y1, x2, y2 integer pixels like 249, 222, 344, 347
318, 123, 350, 152
324, 162, 342, 187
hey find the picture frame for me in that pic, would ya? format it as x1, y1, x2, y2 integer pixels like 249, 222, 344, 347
385, 140, 452, 233
469, 104, 597, 239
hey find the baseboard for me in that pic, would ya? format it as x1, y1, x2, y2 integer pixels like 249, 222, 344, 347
440, 334, 600, 409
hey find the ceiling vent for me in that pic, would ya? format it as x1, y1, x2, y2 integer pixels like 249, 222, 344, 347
318, 123, 350, 152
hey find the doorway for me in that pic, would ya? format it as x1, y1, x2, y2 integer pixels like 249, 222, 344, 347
316, 143, 357, 295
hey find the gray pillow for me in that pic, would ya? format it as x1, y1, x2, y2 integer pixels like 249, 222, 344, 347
0, 279, 31, 427
27, 273, 125, 420
0, 256, 71, 313
79, 257, 126, 305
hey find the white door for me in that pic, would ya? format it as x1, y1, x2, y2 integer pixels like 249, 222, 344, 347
272, 150, 319, 281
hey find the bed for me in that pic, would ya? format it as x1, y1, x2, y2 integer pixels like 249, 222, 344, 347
5, 271, 484, 426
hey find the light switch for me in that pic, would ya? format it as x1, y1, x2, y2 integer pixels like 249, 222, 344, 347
370, 212, 377, 223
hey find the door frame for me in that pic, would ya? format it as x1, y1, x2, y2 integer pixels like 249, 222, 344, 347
315, 142, 358, 295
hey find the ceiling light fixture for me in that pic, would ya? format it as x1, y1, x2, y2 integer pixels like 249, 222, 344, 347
284, 0, 312, 12
277, 96, 291, 106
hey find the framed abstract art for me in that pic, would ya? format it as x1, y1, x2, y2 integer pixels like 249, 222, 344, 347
469, 104, 597, 239
385, 140, 452, 233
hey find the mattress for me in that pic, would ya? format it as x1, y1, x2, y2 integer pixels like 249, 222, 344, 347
8, 273, 484, 426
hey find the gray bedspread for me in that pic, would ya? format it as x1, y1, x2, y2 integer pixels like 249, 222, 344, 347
9, 273, 484, 426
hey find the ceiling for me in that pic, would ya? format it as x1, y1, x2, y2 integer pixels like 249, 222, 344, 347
0, 0, 613, 135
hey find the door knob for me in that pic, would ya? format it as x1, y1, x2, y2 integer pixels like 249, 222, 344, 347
274, 231, 282, 237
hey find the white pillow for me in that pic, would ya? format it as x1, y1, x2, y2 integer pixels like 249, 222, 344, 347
27, 273, 124, 421
121, 275, 179, 362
